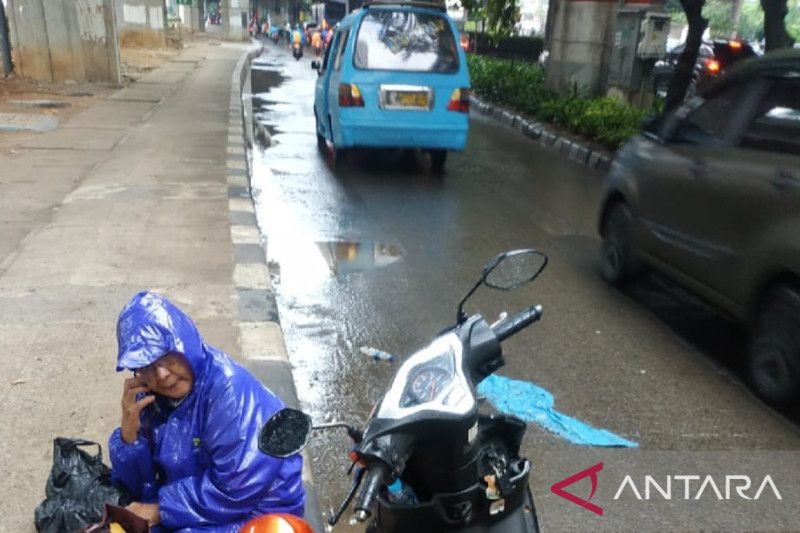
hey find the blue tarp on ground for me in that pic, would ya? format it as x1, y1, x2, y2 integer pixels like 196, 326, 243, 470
477, 374, 639, 448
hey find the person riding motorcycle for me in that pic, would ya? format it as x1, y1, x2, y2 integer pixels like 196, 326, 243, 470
109, 291, 305, 531
311, 30, 322, 56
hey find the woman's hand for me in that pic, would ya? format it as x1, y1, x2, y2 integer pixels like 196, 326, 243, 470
126, 502, 161, 525
120, 376, 156, 443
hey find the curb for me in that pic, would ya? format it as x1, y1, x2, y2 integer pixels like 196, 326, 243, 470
228, 45, 325, 531
470, 95, 614, 172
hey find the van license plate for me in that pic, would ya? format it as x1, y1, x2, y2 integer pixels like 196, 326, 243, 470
388, 91, 429, 109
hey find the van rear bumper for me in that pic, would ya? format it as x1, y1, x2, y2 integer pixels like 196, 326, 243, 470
338, 119, 468, 151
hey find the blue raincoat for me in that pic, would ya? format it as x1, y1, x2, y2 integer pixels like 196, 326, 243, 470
109, 292, 305, 532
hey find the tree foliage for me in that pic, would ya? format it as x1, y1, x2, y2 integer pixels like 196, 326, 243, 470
485, 0, 520, 44
666, 0, 799, 42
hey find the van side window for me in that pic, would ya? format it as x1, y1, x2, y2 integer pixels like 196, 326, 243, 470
321, 35, 335, 72
334, 30, 350, 71
740, 79, 800, 155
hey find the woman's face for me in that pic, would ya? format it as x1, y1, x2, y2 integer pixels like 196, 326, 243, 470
135, 352, 194, 399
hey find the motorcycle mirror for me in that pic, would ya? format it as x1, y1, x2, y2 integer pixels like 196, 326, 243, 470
456, 249, 547, 323
258, 408, 313, 457
483, 249, 547, 290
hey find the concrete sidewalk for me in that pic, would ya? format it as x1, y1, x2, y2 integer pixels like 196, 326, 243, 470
0, 40, 315, 531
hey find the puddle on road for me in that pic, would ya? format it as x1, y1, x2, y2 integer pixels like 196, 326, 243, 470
269, 239, 405, 289
317, 240, 404, 275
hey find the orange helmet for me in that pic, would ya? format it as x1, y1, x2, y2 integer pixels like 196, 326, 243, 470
240, 514, 314, 533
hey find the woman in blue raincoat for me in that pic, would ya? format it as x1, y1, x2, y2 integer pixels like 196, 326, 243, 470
109, 291, 305, 531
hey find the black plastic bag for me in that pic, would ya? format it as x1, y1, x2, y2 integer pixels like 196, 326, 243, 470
35, 438, 131, 533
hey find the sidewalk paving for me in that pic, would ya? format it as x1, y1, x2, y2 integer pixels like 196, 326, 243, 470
0, 40, 301, 531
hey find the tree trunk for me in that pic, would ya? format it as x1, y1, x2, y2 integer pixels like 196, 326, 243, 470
761, 0, 796, 51
731, 0, 743, 37
665, 0, 708, 111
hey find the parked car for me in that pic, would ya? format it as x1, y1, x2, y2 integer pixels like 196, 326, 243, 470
599, 50, 800, 405
654, 39, 758, 97
311, 0, 470, 173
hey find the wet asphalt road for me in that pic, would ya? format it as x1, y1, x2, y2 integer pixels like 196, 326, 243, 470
247, 43, 800, 530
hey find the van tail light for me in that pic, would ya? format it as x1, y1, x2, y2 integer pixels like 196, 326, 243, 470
338, 83, 364, 107
447, 88, 470, 113
705, 58, 721, 74
728, 39, 743, 50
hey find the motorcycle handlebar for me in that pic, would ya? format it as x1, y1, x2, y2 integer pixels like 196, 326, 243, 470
353, 463, 388, 522
491, 304, 543, 342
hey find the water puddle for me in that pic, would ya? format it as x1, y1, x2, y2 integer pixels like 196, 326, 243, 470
317, 240, 404, 276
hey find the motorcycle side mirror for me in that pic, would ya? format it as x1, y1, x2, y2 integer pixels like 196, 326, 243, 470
456, 249, 547, 323
311, 60, 321, 70
483, 249, 547, 290
258, 408, 313, 457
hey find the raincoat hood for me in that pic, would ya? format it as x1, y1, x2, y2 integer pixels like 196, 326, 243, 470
116, 291, 205, 378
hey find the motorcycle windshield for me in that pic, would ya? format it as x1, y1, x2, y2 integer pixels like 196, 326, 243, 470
377, 333, 475, 420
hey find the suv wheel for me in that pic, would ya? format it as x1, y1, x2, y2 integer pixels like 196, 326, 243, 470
600, 202, 639, 285
748, 286, 800, 405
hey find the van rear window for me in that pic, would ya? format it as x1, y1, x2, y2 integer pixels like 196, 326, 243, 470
354, 11, 459, 73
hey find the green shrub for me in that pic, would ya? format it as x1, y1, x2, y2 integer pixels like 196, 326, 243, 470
467, 55, 648, 149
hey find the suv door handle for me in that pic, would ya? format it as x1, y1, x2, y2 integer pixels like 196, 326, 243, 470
770, 171, 800, 192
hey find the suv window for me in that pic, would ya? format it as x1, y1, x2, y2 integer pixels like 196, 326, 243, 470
675, 84, 750, 144
740, 79, 800, 155
353, 10, 458, 73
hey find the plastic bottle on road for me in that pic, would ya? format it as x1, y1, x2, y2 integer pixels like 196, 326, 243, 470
360, 346, 396, 362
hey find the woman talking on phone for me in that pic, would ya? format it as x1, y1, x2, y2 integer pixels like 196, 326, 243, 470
109, 291, 305, 531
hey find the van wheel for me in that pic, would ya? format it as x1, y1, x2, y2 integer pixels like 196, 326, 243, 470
327, 142, 347, 169
600, 202, 639, 285
326, 116, 346, 169
748, 286, 800, 405
314, 114, 325, 153
430, 150, 447, 174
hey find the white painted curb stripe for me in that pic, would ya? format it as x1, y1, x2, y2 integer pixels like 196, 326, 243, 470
239, 321, 290, 363
230, 225, 262, 245
233, 263, 271, 290
228, 197, 255, 213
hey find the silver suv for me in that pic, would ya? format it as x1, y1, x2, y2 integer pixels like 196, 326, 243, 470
599, 50, 800, 405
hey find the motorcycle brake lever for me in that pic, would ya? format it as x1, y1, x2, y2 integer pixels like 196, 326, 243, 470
328, 466, 366, 526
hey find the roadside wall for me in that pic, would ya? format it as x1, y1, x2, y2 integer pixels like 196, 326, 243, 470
117, 0, 167, 47
6, 0, 121, 83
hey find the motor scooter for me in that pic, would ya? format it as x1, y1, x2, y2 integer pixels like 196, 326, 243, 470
292, 41, 303, 61
258, 249, 546, 532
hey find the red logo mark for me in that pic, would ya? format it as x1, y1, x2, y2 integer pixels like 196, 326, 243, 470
550, 462, 604, 516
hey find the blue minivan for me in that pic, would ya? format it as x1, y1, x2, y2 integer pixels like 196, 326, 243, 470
311, 1, 470, 173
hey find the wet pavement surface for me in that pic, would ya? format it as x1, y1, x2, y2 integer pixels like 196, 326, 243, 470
248, 42, 800, 530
